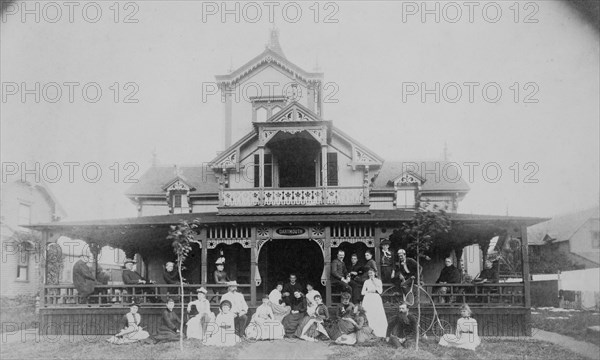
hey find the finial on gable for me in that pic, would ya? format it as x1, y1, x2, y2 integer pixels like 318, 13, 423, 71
266, 26, 286, 58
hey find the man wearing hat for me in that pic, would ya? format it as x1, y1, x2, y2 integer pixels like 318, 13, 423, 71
122, 259, 157, 302
391, 249, 421, 297
186, 287, 214, 339
220, 281, 248, 337
380, 239, 393, 283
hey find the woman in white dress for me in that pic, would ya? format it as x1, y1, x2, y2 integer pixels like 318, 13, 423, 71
106, 302, 150, 344
204, 300, 241, 347
361, 268, 388, 337
246, 295, 285, 340
439, 304, 481, 350
305, 282, 320, 316
268, 282, 291, 322
186, 287, 215, 340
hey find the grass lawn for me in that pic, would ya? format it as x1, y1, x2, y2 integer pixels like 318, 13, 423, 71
327, 338, 590, 360
532, 308, 600, 347
1, 336, 590, 360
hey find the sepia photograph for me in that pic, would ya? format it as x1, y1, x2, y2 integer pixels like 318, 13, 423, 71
1, 1, 599, 359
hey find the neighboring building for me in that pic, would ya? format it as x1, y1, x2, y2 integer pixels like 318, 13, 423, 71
0, 180, 66, 297
528, 206, 600, 269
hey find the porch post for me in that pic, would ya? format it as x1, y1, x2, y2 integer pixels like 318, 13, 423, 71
373, 227, 382, 277
200, 228, 208, 285
324, 226, 332, 307
521, 225, 531, 308
39, 230, 49, 309
259, 146, 265, 206
250, 227, 257, 306
321, 145, 328, 203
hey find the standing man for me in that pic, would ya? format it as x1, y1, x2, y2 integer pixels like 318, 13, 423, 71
282, 274, 303, 306
380, 239, 394, 283
386, 302, 418, 349
72, 254, 97, 304
220, 281, 248, 337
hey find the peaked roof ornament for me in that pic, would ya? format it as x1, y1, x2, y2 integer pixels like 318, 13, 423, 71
266, 26, 286, 58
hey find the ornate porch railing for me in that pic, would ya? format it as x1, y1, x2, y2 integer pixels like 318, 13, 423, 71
41, 284, 251, 308
221, 186, 365, 207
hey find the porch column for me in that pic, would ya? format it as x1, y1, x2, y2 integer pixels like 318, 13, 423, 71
250, 227, 257, 306
259, 146, 265, 206
373, 227, 382, 278
521, 225, 531, 308
39, 230, 49, 309
324, 226, 332, 306
200, 228, 208, 285
321, 145, 328, 203
363, 165, 370, 205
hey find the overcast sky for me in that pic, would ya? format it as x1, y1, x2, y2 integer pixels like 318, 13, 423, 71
1, 1, 598, 221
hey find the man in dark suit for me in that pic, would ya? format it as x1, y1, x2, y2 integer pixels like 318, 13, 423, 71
282, 273, 303, 306
386, 302, 418, 349
392, 249, 420, 297
331, 250, 361, 302
435, 257, 462, 303
122, 259, 156, 302
72, 255, 97, 304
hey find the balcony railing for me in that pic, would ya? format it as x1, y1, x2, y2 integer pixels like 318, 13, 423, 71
221, 186, 365, 207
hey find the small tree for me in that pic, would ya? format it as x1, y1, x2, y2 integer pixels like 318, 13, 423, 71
166, 219, 201, 351
402, 202, 451, 350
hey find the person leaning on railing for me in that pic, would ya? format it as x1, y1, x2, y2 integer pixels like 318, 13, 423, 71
473, 260, 499, 303
122, 259, 158, 303
435, 257, 462, 303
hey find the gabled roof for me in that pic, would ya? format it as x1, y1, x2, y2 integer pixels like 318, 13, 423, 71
527, 206, 600, 245
265, 101, 321, 123
125, 165, 219, 197
372, 161, 470, 193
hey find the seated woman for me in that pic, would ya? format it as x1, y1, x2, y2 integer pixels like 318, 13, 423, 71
334, 305, 377, 345
305, 282, 321, 316
246, 295, 285, 340
204, 300, 241, 347
153, 298, 181, 343
268, 282, 291, 322
295, 294, 330, 342
326, 292, 358, 342
106, 301, 150, 344
281, 289, 307, 336
439, 304, 481, 350
186, 287, 215, 340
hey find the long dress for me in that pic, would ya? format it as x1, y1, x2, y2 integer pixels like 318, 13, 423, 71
72, 260, 96, 299
282, 295, 307, 336
439, 317, 481, 350
106, 312, 150, 344
354, 314, 377, 343
295, 303, 330, 340
153, 309, 181, 343
361, 278, 388, 337
245, 303, 285, 340
326, 302, 356, 341
268, 289, 291, 322
204, 311, 241, 347
186, 299, 215, 340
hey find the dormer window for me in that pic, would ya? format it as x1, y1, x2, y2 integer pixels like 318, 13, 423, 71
393, 172, 423, 210
163, 177, 194, 214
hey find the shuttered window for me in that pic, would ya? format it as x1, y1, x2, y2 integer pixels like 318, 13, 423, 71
327, 152, 338, 186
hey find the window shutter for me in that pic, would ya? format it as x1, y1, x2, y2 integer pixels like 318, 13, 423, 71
264, 154, 273, 188
327, 152, 338, 186
254, 154, 260, 188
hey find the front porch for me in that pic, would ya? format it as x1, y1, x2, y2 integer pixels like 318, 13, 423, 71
31, 210, 543, 336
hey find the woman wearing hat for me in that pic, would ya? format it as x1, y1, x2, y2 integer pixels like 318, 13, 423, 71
204, 300, 241, 347
380, 239, 393, 283
186, 287, 214, 340
106, 301, 150, 344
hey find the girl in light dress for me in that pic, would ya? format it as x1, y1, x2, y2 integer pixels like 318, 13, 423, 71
439, 304, 481, 350
245, 295, 285, 340
204, 300, 241, 347
106, 302, 150, 345
305, 282, 321, 316
361, 268, 388, 337
295, 294, 330, 342
268, 282, 291, 322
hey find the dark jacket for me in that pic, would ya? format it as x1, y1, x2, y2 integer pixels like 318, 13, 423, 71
122, 269, 146, 285
387, 313, 418, 339
163, 268, 180, 284
331, 259, 348, 280
436, 265, 461, 284
72, 260, 96, 297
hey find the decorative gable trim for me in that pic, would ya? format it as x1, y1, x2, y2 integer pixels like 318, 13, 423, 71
392, 171, 425, 187
162, 177, 195, 192
266, 101, 321, 123
211, 149, 238, 170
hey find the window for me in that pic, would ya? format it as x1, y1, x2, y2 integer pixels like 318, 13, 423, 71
592, 231, 600, 249
169, 191, 188, 214
326, 152, 338, 186
18, 203, 31, 226
16, 252, 29, 281
396, 189, 416, 209
253, 153, 273, 188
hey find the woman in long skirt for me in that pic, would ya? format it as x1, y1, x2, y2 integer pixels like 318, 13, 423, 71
246, 295, 285, 340
281, 290, 307, 336
305, 283, 320, 316
106, 302, 150, 345
326, 292, 357, 341
204, 300, 242, 347
439, 304, 481, 350
361, 268, 387, 337
268, 282, 291, 322
153, 299, 181, 343
295, 294, 330, 341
